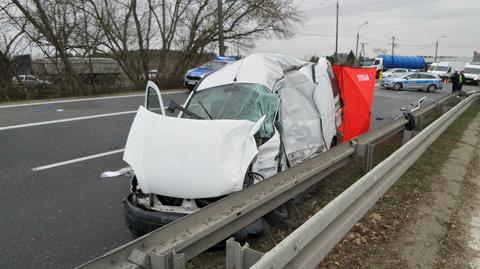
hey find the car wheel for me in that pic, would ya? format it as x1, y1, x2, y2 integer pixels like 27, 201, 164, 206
393, 83, 402, 91
186, 84, 195, 91
264, 201, 300, 229
427, 84, 436, 92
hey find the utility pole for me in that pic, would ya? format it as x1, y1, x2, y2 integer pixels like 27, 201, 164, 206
434, 35, 446, 63
355, 21, 368, 59
334, 0, 338, 62
360, 42, 367, 59
390, 36, 398, 55
217, 0, 225, 56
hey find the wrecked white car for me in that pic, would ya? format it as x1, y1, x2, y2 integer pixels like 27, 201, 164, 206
122, 53, 343, 237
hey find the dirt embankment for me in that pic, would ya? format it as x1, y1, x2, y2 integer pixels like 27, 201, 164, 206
318, 103, 480, 269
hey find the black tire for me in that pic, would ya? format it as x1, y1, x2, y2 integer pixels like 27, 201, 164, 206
427, 84, 437, 92
264, 201, 300, 229
124, 195, 185, 238
186, 84, 195, 91
393, 82, 402, 91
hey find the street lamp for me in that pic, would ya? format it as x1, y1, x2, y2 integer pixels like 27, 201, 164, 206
355, 21, 368, 59
434, 35, 446, 63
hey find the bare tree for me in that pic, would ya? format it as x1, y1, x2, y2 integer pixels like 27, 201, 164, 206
3, 0, 83, 94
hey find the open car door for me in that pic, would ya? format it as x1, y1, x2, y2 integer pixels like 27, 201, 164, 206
144, 81, 165, 115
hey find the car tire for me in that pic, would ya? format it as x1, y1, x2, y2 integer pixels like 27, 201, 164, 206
124, 195, 186, 238
186, 84, 195, 91
264, 201, 300, 229
427, 84, 437, 92
393, 83, 402, 91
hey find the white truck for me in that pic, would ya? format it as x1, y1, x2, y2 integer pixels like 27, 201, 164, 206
428, 61, 466, 80
463, 63, 480, 85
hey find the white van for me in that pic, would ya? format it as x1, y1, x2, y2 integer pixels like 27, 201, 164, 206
121, 53, 343, 237
464, 63, 480, 85
428, 61, 466, 80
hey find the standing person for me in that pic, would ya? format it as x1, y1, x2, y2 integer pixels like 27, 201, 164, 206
450, 70, 459, 92
458, 70, 466, 92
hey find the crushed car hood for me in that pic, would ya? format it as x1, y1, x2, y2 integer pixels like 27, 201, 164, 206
123, 106, 263, 199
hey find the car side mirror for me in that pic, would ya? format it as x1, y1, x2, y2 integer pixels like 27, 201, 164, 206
405, 77, 409, 80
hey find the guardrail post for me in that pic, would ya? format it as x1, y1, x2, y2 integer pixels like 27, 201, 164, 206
363, 143, 374, 174
226, 238, 263, 269
149, 250, 185, 269
442, 105, 452, 115
354, 142, 374, 174
402, 130, 416, 144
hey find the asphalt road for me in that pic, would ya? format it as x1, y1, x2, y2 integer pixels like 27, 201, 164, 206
0, 84, 477, 268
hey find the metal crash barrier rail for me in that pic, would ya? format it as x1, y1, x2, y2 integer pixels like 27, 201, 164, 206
78, 92, 476, 269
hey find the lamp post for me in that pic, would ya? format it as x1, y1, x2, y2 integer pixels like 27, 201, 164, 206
355, 21, 368, 59
434, 35, 446, 63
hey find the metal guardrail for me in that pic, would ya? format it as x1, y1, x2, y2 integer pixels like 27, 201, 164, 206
77, 92, 470, 269
247, 92, 479, 269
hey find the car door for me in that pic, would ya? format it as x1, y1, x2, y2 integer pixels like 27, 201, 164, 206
403, 74, 419, 89
144, 80, 165, 115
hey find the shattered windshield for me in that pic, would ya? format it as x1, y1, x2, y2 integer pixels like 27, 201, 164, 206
184, 83, 280, 138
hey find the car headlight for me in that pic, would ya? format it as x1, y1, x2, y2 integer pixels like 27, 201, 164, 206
474, 77, 479, 80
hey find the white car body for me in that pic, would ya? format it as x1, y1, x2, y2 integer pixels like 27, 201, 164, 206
382, 68, 409, 78
464, 63, 480, 85
123, 53, 342, 217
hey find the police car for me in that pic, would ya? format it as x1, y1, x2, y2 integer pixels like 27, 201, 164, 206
380, 72, 443, 92
184, 56, 237, 90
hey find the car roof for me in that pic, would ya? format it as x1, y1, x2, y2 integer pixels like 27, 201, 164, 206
197, 53, 309, 91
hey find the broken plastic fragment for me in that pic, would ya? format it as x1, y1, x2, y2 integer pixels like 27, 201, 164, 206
100, 167, 132, 178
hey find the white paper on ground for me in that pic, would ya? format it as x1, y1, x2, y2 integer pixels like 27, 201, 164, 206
123, 106, 262, 199
100, 167, 132, 178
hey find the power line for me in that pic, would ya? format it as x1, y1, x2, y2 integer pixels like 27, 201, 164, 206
300, 4, 336, 14
297, 32, 353, 38
338, 9, 355, 37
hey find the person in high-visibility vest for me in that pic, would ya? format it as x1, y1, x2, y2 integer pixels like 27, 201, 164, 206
458, 70, 466, 92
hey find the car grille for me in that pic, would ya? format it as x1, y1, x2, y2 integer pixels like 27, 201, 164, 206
186, 75, 201, 80
156, 194, 225, 208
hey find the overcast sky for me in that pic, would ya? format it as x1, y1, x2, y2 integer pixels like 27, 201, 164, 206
250, 0, 480, 59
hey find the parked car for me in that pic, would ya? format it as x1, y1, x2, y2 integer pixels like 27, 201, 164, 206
183, 56, 237, 90
382, 68, 410, 78
12, 75, 52, 87
380, 72, 442, 92
122, 53, 343, 237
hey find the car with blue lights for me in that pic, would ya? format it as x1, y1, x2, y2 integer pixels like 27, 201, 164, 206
184, 56, 237, 90
380, 72, 442, 92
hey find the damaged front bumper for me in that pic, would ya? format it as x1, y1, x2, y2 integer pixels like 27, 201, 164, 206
124, 194, 187, 237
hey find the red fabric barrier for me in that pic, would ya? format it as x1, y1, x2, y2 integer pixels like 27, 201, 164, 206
333, 66, 376, 141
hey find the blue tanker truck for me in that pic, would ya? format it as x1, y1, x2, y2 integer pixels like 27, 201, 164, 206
374, 55, 426, 74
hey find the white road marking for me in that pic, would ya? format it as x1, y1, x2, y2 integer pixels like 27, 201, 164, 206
0, 89, 188, 109
32, 149, 125, 171
0, 110, 137, 131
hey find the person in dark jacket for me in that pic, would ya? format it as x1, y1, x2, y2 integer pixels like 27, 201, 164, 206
458, 70, 466, 91
450, 70, 459, 92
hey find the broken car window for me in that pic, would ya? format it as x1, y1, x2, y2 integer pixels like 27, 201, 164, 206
184, 83, 279, 138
